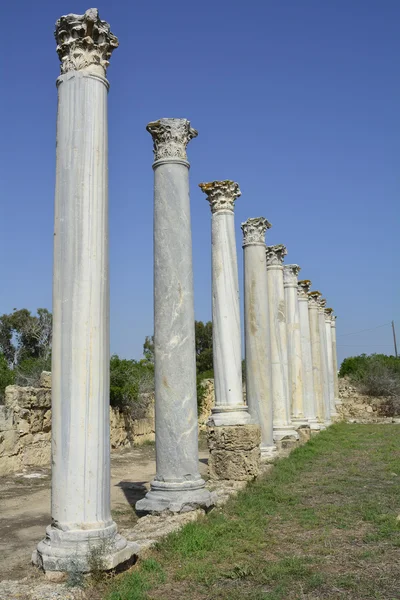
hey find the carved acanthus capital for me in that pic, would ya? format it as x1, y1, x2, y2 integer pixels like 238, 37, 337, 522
297, 279, 312, 298
325, 308, 334, 322
55, 8, 118, 76
308, 290, 322, 308
199, 181, 241, 214
265, 244, 287, 267
283, 264, 301, 287
318, 298, 327, 311
241, 217, 271, 246
146, 118, 198, 162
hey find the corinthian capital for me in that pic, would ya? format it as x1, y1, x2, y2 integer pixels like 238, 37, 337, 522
55, 8, 118, 75
241, 217, 271, 247
283, 264, 301, 287
265, 244, 287, 267
318, 298, 327, 311
146, 118, 198, 162
297, 279, 312, 298
308, 290, 321, 308
199, 181, 241, 214
324, 307, 334, 322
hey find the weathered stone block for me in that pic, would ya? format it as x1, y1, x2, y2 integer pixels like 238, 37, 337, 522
0, 406, 13, 432
35, 389, 51, 408
39, 371, 52, 389
209, 447, 260, 481
0, 429, 20, 456
297, 425, 311, 445
208, 424, 260, 451
207, 424, 261, 481
43, 409, 52, 432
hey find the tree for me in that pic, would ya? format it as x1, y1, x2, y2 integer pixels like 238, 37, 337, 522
0, 308, 52, 368
143, 335, 154, 365
195, 321, 213, 374
0, 353, 14, 402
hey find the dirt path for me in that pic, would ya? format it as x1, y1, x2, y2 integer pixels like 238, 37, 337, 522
0, 442, 209, 583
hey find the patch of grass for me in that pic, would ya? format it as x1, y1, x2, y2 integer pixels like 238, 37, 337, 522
104, 423, 400, 600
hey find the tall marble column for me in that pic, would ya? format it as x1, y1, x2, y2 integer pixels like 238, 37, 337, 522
266, 246, 298, 441
242, 218, 276, 458
324, 308, 338, 419
318, 298, 332, 426
330, 314, 341, 405
34, 10, 137, 573
283, 265, 306, 425
136, 119, 212, 513
199, 181, 251, 426
308, 291, 326, 427
297, 281, 319, 430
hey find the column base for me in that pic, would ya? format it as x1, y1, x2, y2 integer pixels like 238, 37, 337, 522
273, 425, 299, 442
291, 416, 309, 427
307, 418, 321, 431
136, 478, 214, 514
33, 521, 139, 574
260, 444, 278, 462
209, 405, 252, 426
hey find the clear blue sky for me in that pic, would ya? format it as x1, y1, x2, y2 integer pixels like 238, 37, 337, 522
1, 0, 398, 366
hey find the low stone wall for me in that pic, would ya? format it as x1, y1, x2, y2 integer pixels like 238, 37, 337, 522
198, 378, 215, 428
337, 377, 399, 423
0, 373, 155, 476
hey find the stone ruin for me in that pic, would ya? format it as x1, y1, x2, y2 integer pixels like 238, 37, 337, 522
0, 7, 343, 579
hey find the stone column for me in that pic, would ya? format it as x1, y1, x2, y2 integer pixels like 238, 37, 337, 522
308, 291, 326, 428
199, 181, 251, 426
324, 308, 338, 419
283, 265, 307, 426
318, 298, 332, 426
297, 281, 319, 430
266, 246, 298, 441
330, 314, 341, 405
136, 119, 212, 514
34, 10, 137, 573
241, 218, 276, 459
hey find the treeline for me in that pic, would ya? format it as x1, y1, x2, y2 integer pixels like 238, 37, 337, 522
0, 309, 213, 412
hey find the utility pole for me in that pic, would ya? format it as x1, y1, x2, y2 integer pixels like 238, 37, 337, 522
392, 320, 398, 358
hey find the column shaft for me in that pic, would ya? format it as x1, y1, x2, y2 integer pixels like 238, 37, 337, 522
308, 293, 326, 427
34, 9, 137, 573
137, 119, 211, 513
266, 246, 298, 441
325, 314, 338, 418
331, 317, 341, 404
297, 281, 319, 429
200, 181, 250, 426
242, 218, 275, 458
318, 304, 332, 426
284, 266, 306, 424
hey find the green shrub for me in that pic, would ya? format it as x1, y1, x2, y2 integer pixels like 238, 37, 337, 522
0, 353, 14, 402
340, 354, 400, 415
196, 369, 214, 415
15, 356, 51, 387
340, 354, 400, 379
110, 355, 154, 417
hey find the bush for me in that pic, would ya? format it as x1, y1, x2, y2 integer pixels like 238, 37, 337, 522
0, 353, 14, 402
339, 354, 400, 380
340, 354, 400, 416
110, 355, 154, 418
15, 356, 51, 387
